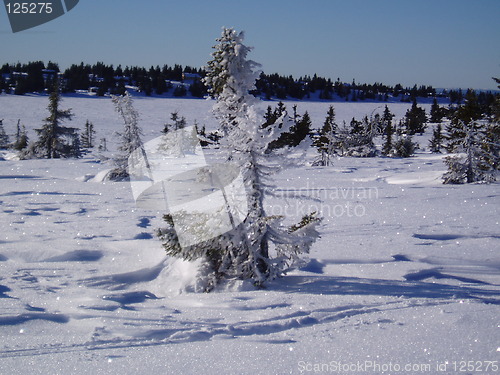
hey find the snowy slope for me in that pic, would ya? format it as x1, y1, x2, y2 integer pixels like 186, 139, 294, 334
0, 95, 499, 375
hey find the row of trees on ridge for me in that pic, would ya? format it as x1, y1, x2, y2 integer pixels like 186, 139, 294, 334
2, 61, 498, 106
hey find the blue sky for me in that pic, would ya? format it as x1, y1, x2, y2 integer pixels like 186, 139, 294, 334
1, 0, 499, 90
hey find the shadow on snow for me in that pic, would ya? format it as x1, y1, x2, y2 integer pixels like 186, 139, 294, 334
272, 275, 500, 305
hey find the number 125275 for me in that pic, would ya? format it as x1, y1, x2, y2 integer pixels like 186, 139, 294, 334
5, 2, 53, 14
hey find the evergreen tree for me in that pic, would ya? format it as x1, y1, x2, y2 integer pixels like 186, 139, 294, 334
163, 111, 186, 133
429, 123, 444, 153
429, 98, 445, 123
393, 135, 418, 157
0, 119, 9, 149
454, 90, 482, 123
267, 106, 311, 149
445, 121, 465, 153
19, 125, 29, 151
31, 81, 79, 158
266, 102, 295, 150
159, 28, 320, 291
262, 102, 287, 128
262, 102, 286, 129
350, 117, 364, 135
71, 130, 82, 158
446, 91, 485, 153
443, 121, 497, 184
370, 113, 383, 135
380, 105, 395, 155
335, 121, 350, 156
12, 120, 29, 151
0, 75, 6, 94
492, 77, 500, 123
481, 121, 500, 172
289, 110, 312, 147
404, 98, 427, 135
392, 120, 418, 157
313, 105, 337, 166
275, 101, 287, 118
14, 75, 29, 95
381, 105, 395, 133
382, 120, 394, 156
341, 116, 376, 157
262, 105, 276, 128
81, 120, 96, 149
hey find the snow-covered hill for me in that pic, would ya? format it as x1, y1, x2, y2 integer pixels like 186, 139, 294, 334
0, 95, 498, 375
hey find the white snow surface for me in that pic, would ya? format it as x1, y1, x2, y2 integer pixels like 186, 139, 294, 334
0, 94, 499, 375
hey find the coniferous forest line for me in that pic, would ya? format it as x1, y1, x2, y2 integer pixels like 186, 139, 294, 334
0, 59, 498, 187
0, 60, 498, 107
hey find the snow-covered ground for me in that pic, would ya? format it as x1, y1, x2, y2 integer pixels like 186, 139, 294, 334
0, 94, 499, 375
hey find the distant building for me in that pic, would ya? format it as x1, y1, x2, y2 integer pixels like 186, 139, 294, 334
182, 73, 201, 85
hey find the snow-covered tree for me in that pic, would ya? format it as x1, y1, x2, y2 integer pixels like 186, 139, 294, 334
0, 119, 9, 149
443, 121, 498, 184
481, 121, 500, 171
30, 81, 79, 158
158, 28, 321, 290
392, 135, 418, 157
335, 116, 376, 157
392, 120, 418, 157
107, 92, 144, 180
158, 112, 197, 157
98, 138, 107, 152
446, 91, 484, 153
12, 120, 28, 151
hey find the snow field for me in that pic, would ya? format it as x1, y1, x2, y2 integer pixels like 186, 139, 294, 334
0, 94, 498, 374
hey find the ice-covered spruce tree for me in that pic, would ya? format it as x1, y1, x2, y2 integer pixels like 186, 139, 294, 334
106, 92, 145, 181
158, 28, 321, 291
